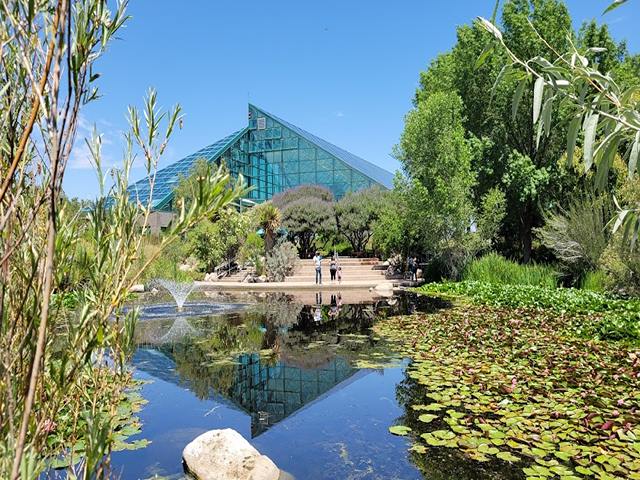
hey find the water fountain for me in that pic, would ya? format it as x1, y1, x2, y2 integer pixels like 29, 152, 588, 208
129, 279, 248, 320
156, 279, 195, 311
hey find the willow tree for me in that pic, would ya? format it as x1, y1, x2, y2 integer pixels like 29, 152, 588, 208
0, 2, 245, 477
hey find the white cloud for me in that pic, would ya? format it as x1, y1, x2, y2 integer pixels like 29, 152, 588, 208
336, 111, 345, 118
69, 115, 119, 170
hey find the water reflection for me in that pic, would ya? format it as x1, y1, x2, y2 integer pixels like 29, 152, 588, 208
132, 292, 403, 437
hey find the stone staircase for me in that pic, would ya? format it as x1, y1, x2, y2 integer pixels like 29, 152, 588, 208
210, 257, 388, 285
284, 257, 386, 283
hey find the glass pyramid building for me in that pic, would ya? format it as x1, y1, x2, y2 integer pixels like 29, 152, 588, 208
127, 104, 395, 211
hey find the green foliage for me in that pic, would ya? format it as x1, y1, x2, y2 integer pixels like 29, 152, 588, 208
142, 241, 195, 282
419, 0, 639, 262
536, 194, 613, 279
238, 232, 265, 275
265, 240, 298, 282
580, 270, 608, 293
462, 253, 558, 287
0, 3, 245, 473
418, 281, 640, 341
251, 201, 281, 252
377, 297, 640, 479
272, 186, 336, 258
188, 208, 251, 272
380, 91, 476, 276
173, 158, 215, 211
335, 186, 386, 253
478, 6, 640, 248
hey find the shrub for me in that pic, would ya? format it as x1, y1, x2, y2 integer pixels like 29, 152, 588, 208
462, 252, 558, 287
188, 208, 251, 272
238, 232, 265, 275
536, 194, 612, 279
265, 241, 299, 282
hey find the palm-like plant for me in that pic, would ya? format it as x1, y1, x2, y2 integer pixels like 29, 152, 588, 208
254, 201, 282, 252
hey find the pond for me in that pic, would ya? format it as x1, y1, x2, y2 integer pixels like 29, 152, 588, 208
110, 290, 450, 480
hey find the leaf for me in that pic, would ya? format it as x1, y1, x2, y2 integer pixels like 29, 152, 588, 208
512, 78, 527, 121
595, 134, 620, 191
418, 413, 439, 423
629, 131, 640, 178
566, 115, 581, 168
533, 77, 544, 124
490, 64, 509, 103
541, 97, 553, 138
476, 43, 494, 69
603, 0, 628, 14
496, 451, 520, 462
389, 425, 412, 436
477, 17, 503, 41
583, 113, 600, 172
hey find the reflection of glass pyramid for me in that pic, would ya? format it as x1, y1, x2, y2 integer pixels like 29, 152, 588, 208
232, 353, 366, 437
132, 348, 369, 437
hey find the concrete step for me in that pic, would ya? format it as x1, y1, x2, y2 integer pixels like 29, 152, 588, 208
297, 259, 379, 265
284, 275, 385, 282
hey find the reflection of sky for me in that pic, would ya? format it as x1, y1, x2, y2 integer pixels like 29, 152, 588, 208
111, 360, 420, 480
113, 295, 428, 479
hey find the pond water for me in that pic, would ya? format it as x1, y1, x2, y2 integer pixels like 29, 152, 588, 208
110, 290, 451, 480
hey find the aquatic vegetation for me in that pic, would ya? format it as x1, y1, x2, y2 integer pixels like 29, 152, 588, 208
377, 303, 640, 479
417, 282, 640, 342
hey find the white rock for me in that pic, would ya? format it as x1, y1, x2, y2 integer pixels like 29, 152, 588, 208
182, 429, 280, 480
130, 284, 145, 293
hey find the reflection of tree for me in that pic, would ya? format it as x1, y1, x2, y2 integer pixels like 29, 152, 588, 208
394, 367, 523, 480
248, 293, 303, 328
167, 317, 266, 399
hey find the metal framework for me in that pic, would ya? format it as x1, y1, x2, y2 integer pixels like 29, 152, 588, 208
127, 104, 394, 211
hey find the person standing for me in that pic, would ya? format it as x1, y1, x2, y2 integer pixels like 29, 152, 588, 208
411, 256, 418, 282
329, 256, 337, 282
313, 251, 322, 285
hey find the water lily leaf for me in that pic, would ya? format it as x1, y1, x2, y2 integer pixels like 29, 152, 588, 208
409, 444, 427, 454
389, 425, 412, 436
418, 413, 439, 424
496, 451, 520, 462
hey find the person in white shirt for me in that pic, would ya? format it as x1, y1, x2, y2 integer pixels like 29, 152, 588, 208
313, 251, 322, 285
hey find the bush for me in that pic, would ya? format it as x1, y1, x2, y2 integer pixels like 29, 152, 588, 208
536, 194, 612, 279
265, 240, 299, 282
188, 208, 251, 272
238, 232, 265, 275
462, 252, 558, 287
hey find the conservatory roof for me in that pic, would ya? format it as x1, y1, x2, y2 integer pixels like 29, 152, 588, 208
126, 128, 247, 210
252, 105, 394, 189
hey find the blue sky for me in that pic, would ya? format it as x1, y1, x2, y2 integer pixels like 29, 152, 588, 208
64, 0, 640, 199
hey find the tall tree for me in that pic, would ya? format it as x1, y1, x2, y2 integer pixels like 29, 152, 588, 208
416, 0, 577, 262
378, 91, 476, 275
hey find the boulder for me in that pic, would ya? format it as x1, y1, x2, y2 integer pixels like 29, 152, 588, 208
182, 429, 280, 480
